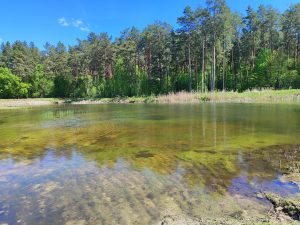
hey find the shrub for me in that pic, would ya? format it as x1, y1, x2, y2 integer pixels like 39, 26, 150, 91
0, 67, 30, 98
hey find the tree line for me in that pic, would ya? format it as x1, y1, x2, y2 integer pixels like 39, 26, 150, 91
0, 0, 299, 98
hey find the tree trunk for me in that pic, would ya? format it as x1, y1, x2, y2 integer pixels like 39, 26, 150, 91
223, 56, 226, 91
222, 41, 226, 91
201, 36, 205, 93
212, 32, 216, 92
195, 57, 198, 91
231, 48, 236, 91
188, 34, 192, 92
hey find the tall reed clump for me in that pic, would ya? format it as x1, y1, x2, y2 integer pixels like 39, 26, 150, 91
157, 92, 201, 103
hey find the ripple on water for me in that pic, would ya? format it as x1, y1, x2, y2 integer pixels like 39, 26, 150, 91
1, 104, 300, 224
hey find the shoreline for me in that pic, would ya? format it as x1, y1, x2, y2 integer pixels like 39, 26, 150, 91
0, 90, 300, 108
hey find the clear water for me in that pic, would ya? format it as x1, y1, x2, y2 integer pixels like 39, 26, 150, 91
0, 103, 300, 224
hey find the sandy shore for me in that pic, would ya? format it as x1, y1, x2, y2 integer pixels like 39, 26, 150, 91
0, 98, 63, 108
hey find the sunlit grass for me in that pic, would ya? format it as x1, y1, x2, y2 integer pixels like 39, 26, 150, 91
0, 89, 300, 107
158, 89, 300, 103
0, 98, 62, 108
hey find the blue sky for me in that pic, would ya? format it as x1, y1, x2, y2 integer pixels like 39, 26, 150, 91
0, 0, 298, 49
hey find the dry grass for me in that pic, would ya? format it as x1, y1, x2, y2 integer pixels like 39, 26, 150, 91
1, 90, 300, 108
157, 91, 201, 103
157, 89, 300, 104
0, 98, 62, 108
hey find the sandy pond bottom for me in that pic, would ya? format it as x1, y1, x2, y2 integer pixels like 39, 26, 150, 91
0, 104, 300, 224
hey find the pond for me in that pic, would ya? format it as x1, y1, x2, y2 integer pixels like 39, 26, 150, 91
0, 103, 300, 224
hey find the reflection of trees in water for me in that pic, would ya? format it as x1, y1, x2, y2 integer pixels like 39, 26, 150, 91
176, 151, 238, 193
84, 144, 300, 193
1, 119, 300, 193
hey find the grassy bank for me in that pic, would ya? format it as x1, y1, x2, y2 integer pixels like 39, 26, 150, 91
158, 89, 300, 103
0, 98, 63, 108
66, 89, 300, 105
0, 90, 300, 108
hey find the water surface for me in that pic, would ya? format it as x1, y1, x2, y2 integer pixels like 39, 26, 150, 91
0, 103, 300, 224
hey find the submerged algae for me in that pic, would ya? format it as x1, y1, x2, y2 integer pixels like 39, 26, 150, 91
1, 104, 300, 224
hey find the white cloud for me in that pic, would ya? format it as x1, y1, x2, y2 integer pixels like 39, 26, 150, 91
80, 26, 90, 32
0, 38, 3, 43
73, 19, 83, 28
72, 19, 90, 32
58, 17, 69, 27
58, 17, 90, 32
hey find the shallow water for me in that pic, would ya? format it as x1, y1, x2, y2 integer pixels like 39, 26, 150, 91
0, 103, 300, 224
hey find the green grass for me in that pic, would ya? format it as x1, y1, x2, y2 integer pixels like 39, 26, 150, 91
157, 89, 300, 103
65, 89, 300, 104
0, 90, 300, 108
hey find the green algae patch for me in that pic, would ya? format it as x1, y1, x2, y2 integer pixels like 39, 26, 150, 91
1, 104, 300, 224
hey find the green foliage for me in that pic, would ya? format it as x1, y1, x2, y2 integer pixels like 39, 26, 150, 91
108, 57, 131, 97
73, 75, 96, 98
174, 73, 190, 92
136, 70, 149, 96
53, 75, 73, 98
0, 2, 299, 99
251, 49, 272, 88
0, 67, 30, 98
280, 70, 300, 89
30, 64, 53, 97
